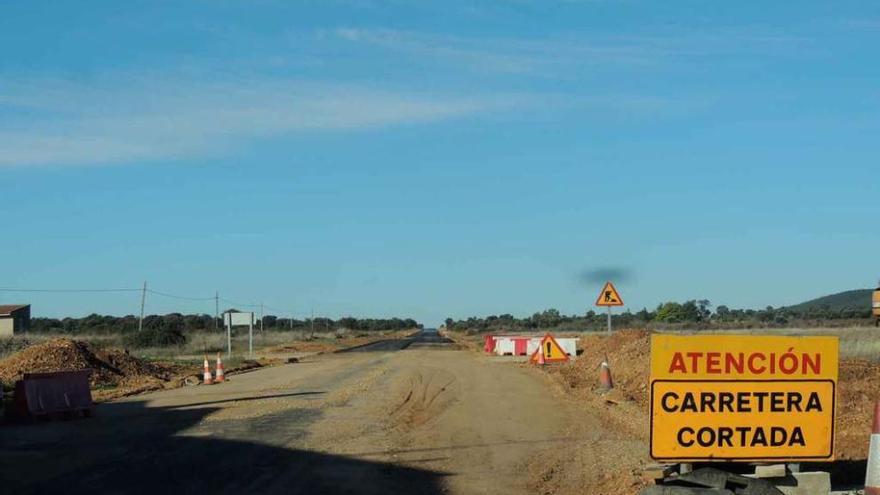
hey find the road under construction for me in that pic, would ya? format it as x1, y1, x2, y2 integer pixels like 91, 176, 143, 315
0, 329, 606, 495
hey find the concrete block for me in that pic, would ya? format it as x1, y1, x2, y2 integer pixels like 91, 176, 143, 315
642, 464, 676, 481
754, 464, 787, 478
775, 471, 831, 495
640, 487, 733, 494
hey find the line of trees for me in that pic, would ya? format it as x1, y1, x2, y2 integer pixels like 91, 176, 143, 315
444, 300, 874, 333
28, 312, 422, 335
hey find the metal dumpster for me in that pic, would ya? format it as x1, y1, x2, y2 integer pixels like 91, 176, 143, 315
13, 369, 94, 419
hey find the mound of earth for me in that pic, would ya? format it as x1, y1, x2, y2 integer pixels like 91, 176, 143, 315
555, 329, 652, 408
0, 338, 188, 399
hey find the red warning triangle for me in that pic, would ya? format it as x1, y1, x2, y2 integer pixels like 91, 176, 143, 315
595, 281, 624, 307
530, 334, 569, 364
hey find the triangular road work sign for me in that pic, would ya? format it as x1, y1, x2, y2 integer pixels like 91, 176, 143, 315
595, 281, 624, 307
530, 334, 569, 364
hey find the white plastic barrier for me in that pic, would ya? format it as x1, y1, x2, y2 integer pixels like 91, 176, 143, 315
556, 338, 578, 357
491, 335, 578, 357
526, 338, 542, 356
494, 337, 515, 355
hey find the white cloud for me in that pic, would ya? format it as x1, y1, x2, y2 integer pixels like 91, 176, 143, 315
328, 26, 810, 75
0, 74, 521, 167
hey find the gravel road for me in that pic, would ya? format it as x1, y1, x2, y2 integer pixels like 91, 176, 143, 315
0, 330, 593, 495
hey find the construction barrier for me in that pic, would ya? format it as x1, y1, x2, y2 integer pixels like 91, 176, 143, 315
512, 337, 529, 356
494, 337, 516, 356
489, 335, 579, 357
13, 370, 93, 419
483, 335, 495, 353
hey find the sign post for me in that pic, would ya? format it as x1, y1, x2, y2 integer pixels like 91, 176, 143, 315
226, 319, 232, 358
595, 281, 623, 333
222, 312, 256, 358
649, 334, 838, 462
249, 319, 253, 358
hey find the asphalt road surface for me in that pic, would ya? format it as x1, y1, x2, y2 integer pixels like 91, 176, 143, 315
0, 329, 586, 495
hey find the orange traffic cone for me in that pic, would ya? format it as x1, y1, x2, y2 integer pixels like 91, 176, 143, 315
202, 355, 213, 385
866, 401, 880, 495
214, 353, 225, 383
533, 347, 546, 366
599, 359, 613, 391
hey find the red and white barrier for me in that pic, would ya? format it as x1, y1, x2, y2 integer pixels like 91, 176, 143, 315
488, 335, 578, 357
483, 335, 496, 353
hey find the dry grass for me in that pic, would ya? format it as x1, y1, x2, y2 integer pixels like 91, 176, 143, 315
1, 328, 410, 364
0, 330, 319, 361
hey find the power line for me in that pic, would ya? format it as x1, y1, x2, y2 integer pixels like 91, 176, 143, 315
146, 289, 215, 301
219, 297, 260, 308
0, 288, 140, 293
2, 285, 325, 321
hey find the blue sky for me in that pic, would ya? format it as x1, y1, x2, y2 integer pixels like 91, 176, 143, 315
1, 1, 879, 325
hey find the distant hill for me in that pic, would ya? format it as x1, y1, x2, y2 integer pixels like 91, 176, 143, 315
785, 289, 874, 315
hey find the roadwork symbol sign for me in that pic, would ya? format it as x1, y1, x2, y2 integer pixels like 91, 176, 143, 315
595, 281, 623, 307
530, 334, 569, 363
649, 334, 838, 462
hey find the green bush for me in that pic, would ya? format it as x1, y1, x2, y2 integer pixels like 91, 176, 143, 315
124, 327, 188, 348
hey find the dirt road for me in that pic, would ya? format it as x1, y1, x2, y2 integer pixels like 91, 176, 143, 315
0, 330, 612, 494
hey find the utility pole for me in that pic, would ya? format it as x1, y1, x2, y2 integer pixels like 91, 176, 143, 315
214, 291, 219, 331
260, 302, 264, 334
310, 308, 314, 339
138, 281, 147, 332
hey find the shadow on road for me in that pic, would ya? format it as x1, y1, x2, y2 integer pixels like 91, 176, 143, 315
0, 399, 448, 495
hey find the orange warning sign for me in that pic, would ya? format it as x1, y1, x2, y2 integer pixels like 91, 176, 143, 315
530, 334, 569, 364
650, 334, 838, 461
595, 281, 623, 307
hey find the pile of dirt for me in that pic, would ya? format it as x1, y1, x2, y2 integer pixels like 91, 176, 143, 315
553, 329, 652, 408
835, 359, 880, 459
0, 338, 188, 400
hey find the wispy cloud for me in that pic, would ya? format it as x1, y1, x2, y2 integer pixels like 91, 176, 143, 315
0, 73, 522, 167
329, 28, 664, 74
327, 26, 810, 75
839, 18, 880, 31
